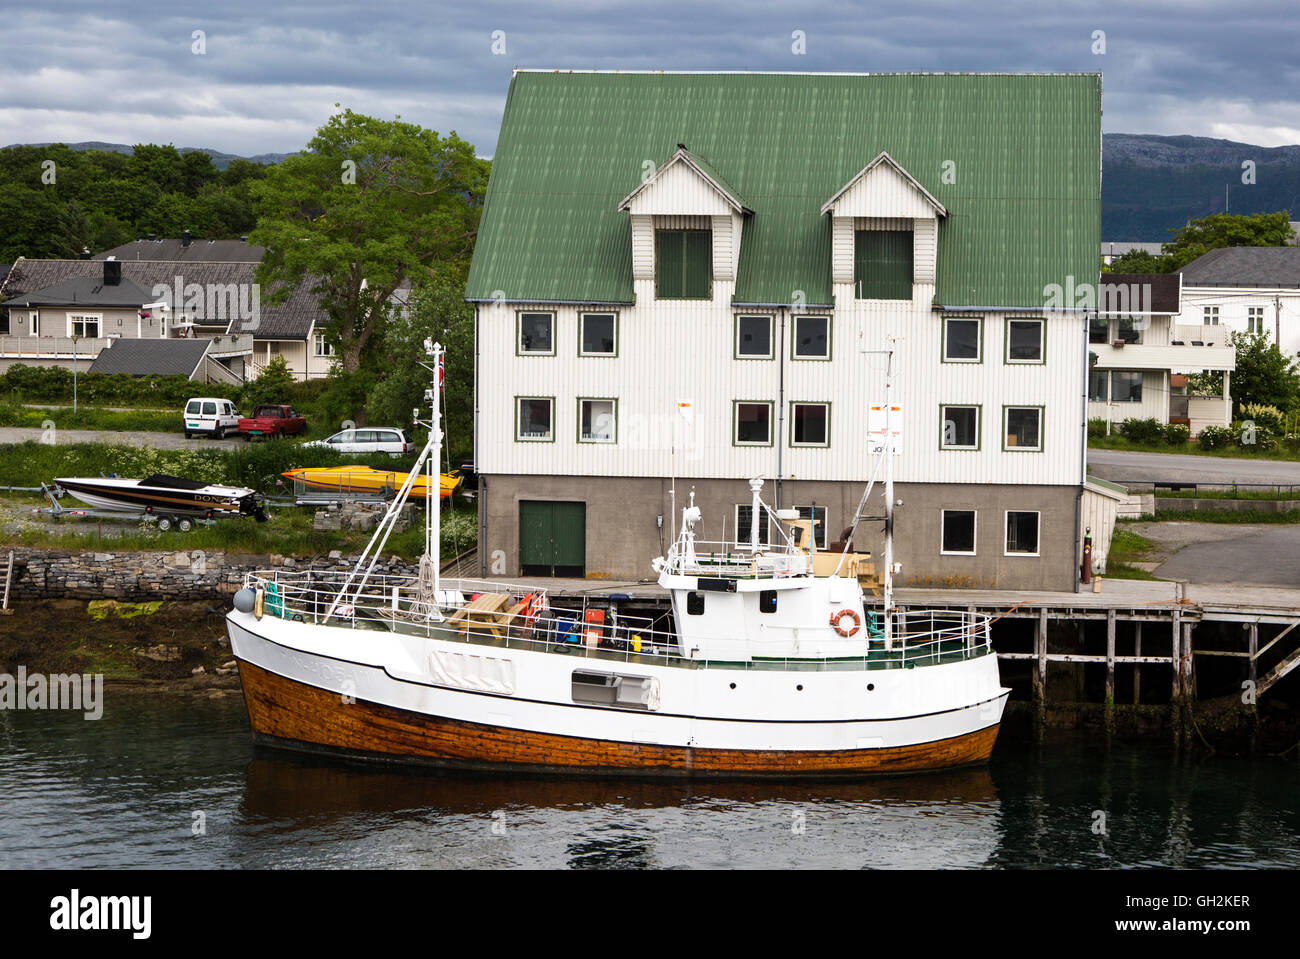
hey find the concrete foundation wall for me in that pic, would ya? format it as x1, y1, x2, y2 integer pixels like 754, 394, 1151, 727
481, 474, 1081, 591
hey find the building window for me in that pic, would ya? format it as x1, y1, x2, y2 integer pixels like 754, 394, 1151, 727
1006, 319, 1045, 362
796, 505, 828, 550
1117, 317, 1141, 344
517, 312, 555, 354
31, 312, 39, 336
791, 402, 830, 447
1247, 306, 1265, 336
941, 510, 976, 555
655, 229, 712, 299
313, 333, 333, 357
854, 230, 913, 299
1088, 369, 1108, 402
735, 504, 769, 547
1112, 371, 1142, 402
943, 317, 981, 362
792, 315, 831, 359
734, 401, 773, 446
579, 312, 617, 356
1088, 316, 1109, 344
940, 405, 979, 449
68, 315, 100, 338
735, 314, 773, 359
0, 311, 8, 335
1004, 407, 1042, 451
515, 397, 554, 442
1202, 305, 1220, 325
578, 398, 616, 443
1005, 510, 1040, 556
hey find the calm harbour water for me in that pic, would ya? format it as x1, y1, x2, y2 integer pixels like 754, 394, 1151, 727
1, 693, 1298, 869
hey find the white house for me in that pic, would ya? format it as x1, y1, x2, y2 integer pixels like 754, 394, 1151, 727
1177, 247, 1300, 360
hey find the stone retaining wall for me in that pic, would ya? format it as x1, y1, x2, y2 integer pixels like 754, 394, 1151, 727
10, 548, 422, 602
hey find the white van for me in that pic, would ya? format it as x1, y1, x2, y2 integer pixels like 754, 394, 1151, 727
301, 427, 412, 458
183, 397, 241, 439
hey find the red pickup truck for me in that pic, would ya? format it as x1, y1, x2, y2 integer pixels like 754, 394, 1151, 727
238, 404, 308, 440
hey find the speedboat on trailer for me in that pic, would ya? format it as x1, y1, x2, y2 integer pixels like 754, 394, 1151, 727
55, 474, 268, 521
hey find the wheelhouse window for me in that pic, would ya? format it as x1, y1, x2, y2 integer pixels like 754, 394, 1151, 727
941, 510, 976, 555
735, 314, 773, 359
734, 401, 773, 446
68, 314, 100, 338
940, 405, 979, 449
796, 505, 828, 550
791, 402, 829, 447
1111, 371, 1142, 402
578, 398, 616, 443
516, 397, 554, 441
943, 317, 981, 362
854, 230, 913, 299
1004, 407, 1042, 451
579, 312, 616, 356
735, 504, 770, 547
1005, 511, 1040, 556
1006, 319, 1044, 362
655, 229, 712, 299
792, 315, 830, 359
686, 592, 705, 616
517, 312, 555, 354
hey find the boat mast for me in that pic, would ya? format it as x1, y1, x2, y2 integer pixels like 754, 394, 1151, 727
423, 340, 444, 597
882, 345, 895, 650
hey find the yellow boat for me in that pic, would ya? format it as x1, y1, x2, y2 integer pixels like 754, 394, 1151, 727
281, 466, 461, 500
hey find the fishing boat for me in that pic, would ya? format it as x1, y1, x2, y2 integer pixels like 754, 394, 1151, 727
227, 342, 1009, 778
55, 474, 267, 521
280, 465, 461, 500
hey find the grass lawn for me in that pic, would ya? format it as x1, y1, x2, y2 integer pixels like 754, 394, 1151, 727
1088, 434, 1300, 461
1104, 527, 1161, 580
1142, 508, 1300, 525
0, 405, 180, 432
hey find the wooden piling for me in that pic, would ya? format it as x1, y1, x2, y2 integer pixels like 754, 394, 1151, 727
1034, 608, 1047, 734
1133, 622, 1142, 706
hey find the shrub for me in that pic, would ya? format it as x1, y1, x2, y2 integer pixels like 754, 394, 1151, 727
1231, 419, 1279, 451
239, 356, 297, 410
1087, 418, 1108, 439
1117, 417, 1165, 445
1239, 402, 1287, 436
1164, 423, 1190, 446
1196, 425, 1235, 450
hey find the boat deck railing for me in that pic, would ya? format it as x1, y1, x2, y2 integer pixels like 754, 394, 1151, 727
662, 541, 813, 579
241, 569, 993, 672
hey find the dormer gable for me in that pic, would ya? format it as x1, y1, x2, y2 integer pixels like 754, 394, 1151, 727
619, 146, 750, 217
820, 151, 946, 219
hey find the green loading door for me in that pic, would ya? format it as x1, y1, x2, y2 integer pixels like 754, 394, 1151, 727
519, 501, 586, 577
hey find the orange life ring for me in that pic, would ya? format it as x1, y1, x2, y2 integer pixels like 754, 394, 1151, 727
830, 608, 861, 637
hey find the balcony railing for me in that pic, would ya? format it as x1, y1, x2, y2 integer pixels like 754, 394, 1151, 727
0, 336, 110, 358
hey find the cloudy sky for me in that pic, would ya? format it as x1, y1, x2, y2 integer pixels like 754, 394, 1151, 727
3, 0, 1298, 157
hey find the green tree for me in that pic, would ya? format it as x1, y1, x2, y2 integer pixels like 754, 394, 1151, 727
1227, 330, 1300, 414
240, 355, 297, 409
366, 276, 473, 462
1105, 249, 1166, 273
248, 108, 489, 391
1162, 211, 1295, 270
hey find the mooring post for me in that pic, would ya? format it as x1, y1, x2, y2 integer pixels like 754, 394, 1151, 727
1034, 608, 1047, 734
1248, 622, 1258, 689
1105, 608, 1117, 735
1133, 621, 1143, 706
1171, 608, 1183, 749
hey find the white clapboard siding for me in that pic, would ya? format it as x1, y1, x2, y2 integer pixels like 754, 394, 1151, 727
913, 218, 938, 284
830, 163, 940, 219
477, 282, 1085, 488
625, 160, 736, 216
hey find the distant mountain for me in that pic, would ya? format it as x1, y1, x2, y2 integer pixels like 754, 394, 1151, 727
1103, 134, 1300, 240
2, 140, 293, 170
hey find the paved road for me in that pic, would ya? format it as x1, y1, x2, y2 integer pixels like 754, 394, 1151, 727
1126, 521, 1300, 588
0, 428, 237, 450
1088, 449, 1300, 487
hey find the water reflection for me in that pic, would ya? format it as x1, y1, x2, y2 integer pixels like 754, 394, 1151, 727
1, 695, 1297, 869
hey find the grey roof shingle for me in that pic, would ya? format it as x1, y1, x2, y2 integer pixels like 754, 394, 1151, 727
88, 338, 212, 377
1179, 247, 1300, 288
94, 238, 267, 262
2, 275, 159, 308
0, 259, 321, 339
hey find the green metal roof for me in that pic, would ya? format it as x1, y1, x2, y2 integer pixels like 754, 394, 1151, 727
466, 71, 1101, 307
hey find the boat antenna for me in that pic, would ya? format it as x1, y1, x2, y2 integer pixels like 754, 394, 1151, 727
857, 338, 900, 650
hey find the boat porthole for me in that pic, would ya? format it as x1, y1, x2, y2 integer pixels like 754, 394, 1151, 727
867, 683, 875, 691
796, 684, 803, 691
729, 683, 736, 690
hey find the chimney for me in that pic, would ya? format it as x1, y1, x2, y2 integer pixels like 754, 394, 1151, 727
182, 230, 192, 248
147, 233, 157, 242
103, 258, 122, 286
79, 247, 92, 260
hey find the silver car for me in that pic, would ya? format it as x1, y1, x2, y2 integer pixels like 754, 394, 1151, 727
302, 427, 412, 458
